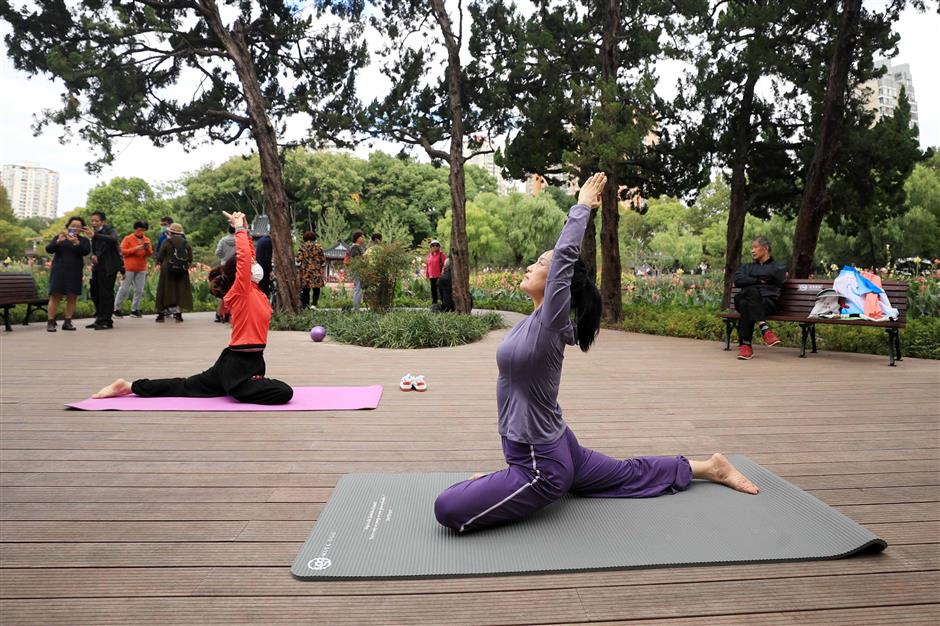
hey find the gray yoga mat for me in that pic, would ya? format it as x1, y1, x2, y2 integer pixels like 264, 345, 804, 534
292, 455, 886, 579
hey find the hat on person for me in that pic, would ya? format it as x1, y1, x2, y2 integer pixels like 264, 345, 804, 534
168, 223, 184, 235
430, 239, 441, 247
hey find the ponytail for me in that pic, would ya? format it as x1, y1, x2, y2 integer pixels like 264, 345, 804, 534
209, 255, 237, 298
569, 259, 601, 352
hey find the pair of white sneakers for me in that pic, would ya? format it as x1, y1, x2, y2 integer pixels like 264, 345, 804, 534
399, 374, 428, 392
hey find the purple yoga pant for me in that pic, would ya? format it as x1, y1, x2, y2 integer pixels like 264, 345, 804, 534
434, 427, 692, 533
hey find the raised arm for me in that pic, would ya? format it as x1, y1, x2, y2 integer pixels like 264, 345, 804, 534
223, 211, 252, 295
541, 173, 606, 329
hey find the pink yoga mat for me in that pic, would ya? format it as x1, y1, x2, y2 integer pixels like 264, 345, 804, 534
66, 385, 383, 411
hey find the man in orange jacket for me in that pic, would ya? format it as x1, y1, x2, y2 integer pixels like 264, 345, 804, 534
113, 221, 153, 318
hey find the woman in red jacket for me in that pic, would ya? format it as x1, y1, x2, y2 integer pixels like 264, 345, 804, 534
92, 211, 293, 405
425, 240, 446, 305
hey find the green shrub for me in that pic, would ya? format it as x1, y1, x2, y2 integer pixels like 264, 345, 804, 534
615, 304, 939, 360
271, 309, 506, 349
348, 243, 413, 312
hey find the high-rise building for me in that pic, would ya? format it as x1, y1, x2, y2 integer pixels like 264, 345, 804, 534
861, 60, 919, 136
1, 163, 60, 219
465, 136, 516, 195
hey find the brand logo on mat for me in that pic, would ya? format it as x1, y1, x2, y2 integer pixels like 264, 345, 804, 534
308, 557, 332, 571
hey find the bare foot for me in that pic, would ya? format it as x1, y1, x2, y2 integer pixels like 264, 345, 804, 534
92, 378, 133, 399
706, 453, 760, 494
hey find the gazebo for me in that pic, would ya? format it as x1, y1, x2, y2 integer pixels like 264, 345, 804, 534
323, 241, 349, 282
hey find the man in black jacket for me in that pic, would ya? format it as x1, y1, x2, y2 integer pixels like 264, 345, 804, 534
733, 236, 787, 360
84, 211, 122, 330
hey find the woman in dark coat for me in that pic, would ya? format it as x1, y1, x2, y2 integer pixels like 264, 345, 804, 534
296, 230, 326, 309
45, 216, 92, 332
155, 222, 193, 322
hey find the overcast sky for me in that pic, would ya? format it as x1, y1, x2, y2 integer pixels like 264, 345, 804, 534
1, 4, 937, 216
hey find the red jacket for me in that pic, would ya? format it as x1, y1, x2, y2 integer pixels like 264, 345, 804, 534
120, 233, 153, 272
426, 250, 446, 279
224, 229, 271, 349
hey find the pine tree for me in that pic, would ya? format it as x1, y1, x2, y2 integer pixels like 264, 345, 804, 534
1, 0, 367, 312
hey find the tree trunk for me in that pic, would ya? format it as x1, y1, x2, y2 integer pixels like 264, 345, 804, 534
580, 208, 599, 283
599, 182, 622, 322
599, 0, 622, 323
577, 169, 597, 283
791, 0, 862, 278
202, 1, 300, 312
722, 71, 759, 309
430, 0, 471, 314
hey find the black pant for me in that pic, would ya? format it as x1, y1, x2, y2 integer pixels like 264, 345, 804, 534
734, 286, 778, 345
300, 287, 321, 307
430, 277, 440, 304
131, 348, 293, 405
90, 269, 118, 325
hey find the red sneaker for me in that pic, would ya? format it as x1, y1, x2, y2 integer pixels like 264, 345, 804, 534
737, 345, 754, 360
762, 329, 781, 347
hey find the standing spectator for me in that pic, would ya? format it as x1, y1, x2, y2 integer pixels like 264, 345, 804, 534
215, 226, 237, 265
155, 223, 193, 323
425, 240, 447, 306
155, 216, 174, 258
45, 216, 91, 332
297, 231, 326, 309
214, 227, 237, 322
113, 220, 153, 318
254, 232, 273, 297
84, 211, 122, 330
347, 230, 367, 311
437, 257, 455, 313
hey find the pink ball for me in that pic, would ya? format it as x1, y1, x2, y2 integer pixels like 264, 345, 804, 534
309, 326, 327, 342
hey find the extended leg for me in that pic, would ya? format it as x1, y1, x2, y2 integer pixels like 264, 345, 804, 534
568, 429, 692, 498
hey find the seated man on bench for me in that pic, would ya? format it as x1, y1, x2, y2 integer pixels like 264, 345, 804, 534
734, 236, 787, 360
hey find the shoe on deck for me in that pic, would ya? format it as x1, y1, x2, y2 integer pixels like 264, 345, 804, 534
762, 329, 781, 347
399, 374, 415, 392
412, 375, 428, 392
737, 344, 754, 360
47, 320, 56, 332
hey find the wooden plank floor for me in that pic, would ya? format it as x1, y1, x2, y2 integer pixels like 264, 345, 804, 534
1, 311, 938, 625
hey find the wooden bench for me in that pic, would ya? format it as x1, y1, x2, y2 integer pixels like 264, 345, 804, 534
719, 279, 908, 366
0, 273, 48, 332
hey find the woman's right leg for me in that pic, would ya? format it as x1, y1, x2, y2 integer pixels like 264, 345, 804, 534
312, 287, 320, 307
300, 286, 310, 307
434, 435, 575, 533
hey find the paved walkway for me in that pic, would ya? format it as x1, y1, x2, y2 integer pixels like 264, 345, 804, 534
1, 312, 938, 624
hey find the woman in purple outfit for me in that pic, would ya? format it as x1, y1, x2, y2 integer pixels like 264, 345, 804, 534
434, 173, 759, 533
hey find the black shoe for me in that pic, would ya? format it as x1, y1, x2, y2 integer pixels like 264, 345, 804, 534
174, 313, 184, 323
47, 320, 56, 332
85, 322, 98, 329
113, 309, 124, 317
93, 322, 113, 330
130, 310, 142, 318
214, 313, 223, 323
62, 319, 76, 331
155, 314, 165, 323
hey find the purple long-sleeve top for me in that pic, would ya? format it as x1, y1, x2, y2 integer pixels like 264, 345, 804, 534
496, 203, 590, 445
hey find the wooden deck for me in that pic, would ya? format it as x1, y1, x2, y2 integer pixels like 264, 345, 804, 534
1, 312, 938, 625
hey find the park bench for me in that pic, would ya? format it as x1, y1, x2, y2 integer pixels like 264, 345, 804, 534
0, 273, 48, 332
720, 279, 908, 366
